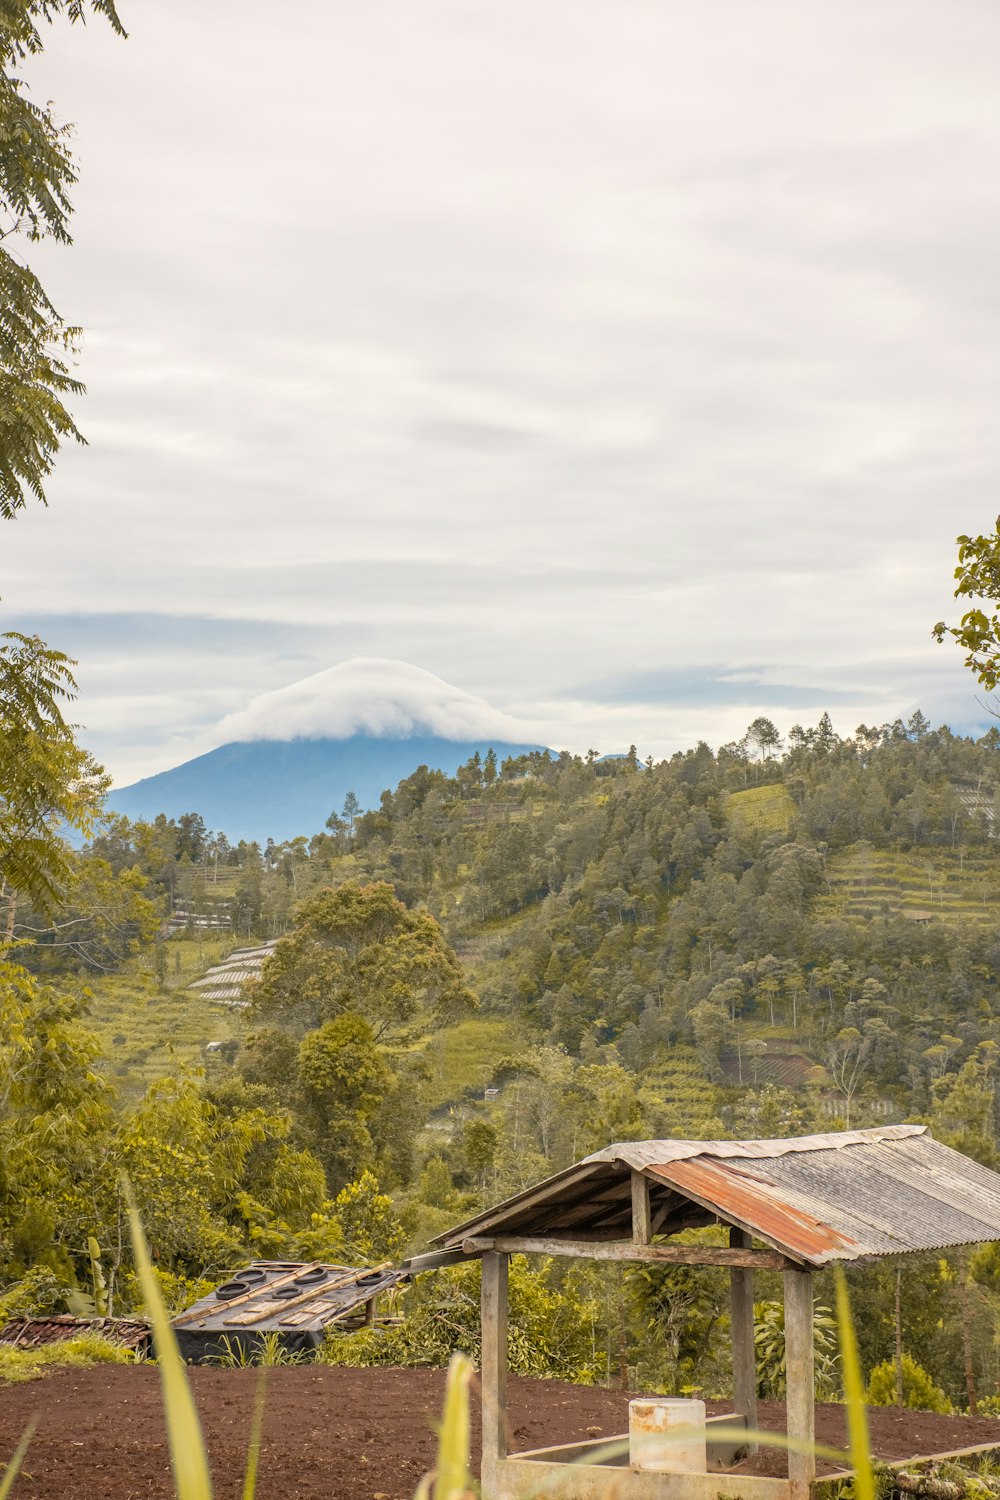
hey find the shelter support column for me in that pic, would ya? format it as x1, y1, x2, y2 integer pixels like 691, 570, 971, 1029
784, 1266, 815, 1500
481, 1251, 509, 1499
632, 1170, 651, 1244
729, 1227, 758, 1455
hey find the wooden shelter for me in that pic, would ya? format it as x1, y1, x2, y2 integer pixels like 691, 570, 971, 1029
424, 1126, 1000, 1500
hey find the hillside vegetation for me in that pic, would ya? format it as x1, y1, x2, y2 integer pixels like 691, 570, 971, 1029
8, 712, 1000, 1403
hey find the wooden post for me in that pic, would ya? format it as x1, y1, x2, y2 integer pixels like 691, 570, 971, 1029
729, 1227, 758, 1455
632, 1170, 651, 1245
784, 1267, 815, 1500
481, 1251, 509, 1499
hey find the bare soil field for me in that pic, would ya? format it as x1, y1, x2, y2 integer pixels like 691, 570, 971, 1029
0, 1366, 998, 1500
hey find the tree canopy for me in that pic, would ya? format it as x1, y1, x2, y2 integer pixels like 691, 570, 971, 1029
933, 518, 1000, 690
1, 0, 125, 517
250, 879, 477, 1040
0, 631, 108, 938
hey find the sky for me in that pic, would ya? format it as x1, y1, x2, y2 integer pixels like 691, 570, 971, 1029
3, 0, 1000, 786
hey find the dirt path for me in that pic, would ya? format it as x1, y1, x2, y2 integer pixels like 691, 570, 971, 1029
0, 1366, 998, 1500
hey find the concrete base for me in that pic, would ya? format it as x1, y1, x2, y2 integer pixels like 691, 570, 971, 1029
488, 1454, 790, 1500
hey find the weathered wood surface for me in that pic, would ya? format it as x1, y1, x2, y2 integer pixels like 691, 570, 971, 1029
783, 1266, 815, 1500
462, 1234, 792, 1269
632, 1171, 652, 1245
481, 1250, 509, 1488
730, 1225, 759, 1454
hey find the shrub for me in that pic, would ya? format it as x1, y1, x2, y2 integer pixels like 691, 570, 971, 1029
0, 1333, 133, 1386
867, 1353, 952, 1412
0, 1266, 67, 1322
320, 1256, 602, 1382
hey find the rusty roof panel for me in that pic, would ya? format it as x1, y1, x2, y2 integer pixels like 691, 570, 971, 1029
436, 1127, 1000, 1266
648, 1158, 861, 1262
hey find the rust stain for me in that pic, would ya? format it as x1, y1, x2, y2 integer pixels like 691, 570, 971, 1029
648, 1158, 861, 1262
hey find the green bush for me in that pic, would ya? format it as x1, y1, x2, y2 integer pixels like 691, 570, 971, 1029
867, 1353, 952, 1412
320, 1256, 602, 1382
0, 1332, 133, 1385
0, 1266, 68, 1322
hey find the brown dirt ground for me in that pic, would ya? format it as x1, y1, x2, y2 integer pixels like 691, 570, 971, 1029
0, 1367, 998, 1500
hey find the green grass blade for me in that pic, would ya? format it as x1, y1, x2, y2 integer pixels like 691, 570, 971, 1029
0, 1420, 37, 1500
124, 1182, 213, 1500
241, 1370, 267, 1500
835, 1266, 873, 1500
429, 1352, 474, 1500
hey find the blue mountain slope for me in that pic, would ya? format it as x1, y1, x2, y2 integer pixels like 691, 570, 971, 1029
106, 735, 546, 843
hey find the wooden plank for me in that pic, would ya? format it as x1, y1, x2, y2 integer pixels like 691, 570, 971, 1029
631, 1172, 651, 1245
403, 1247, 480, 1272
729, 1227, 758, 1455
481, 1251, 509, 1499
463, 1235, 793, 1270
784, 1267, 815, 1500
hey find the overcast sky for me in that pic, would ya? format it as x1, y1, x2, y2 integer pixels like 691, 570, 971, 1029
4, 0, 999, 785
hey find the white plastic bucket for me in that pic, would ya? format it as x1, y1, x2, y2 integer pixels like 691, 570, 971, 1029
629, 1397, 707, 1473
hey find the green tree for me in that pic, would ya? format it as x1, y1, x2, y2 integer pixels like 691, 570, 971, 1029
341, 790, 361, 837
0, 954, 114, 1298
250, 880, 476, 1040
929, 1043, 998, 1167
746, 716, 783, 761
1, 633, 108, 939
1, 0, 125, 517
298, 1014, 390, 1183
332, 1170, 407, 1263
933, 520, 1000, 689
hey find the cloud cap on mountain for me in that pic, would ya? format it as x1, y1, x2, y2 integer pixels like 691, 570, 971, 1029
214, 658, 531, 744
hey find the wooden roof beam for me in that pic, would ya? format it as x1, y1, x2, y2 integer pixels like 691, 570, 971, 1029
461, 1234, 796, 1270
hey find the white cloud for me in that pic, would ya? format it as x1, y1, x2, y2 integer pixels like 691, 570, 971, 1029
2, 0, 998, 780
214, 659, 531, 745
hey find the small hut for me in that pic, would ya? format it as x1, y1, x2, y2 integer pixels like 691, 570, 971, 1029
424, 1125, 1000, 1500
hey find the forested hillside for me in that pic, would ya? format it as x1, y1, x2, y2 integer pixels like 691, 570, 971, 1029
8, 709, 1000, 1406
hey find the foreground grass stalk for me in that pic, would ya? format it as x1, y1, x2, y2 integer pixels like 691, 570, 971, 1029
416, 1352, 475, 1500
0, 1420, 36, 1500
836, 1265, 874, 1500
241, 1371, 267, 1500
125, 1184, 214, 1500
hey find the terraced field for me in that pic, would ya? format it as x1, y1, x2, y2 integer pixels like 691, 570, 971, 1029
814, 844, 1000, 924
643, 1047, 724, 1136
85, 937, 240, 1098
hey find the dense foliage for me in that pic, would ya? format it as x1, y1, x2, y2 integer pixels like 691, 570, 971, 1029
8, 706, 1000, 1402
0, 0, 125, 517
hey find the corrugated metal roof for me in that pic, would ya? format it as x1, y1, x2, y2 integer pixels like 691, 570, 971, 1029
436, 1126, 1000, 1266
583, 1124, 926, 1168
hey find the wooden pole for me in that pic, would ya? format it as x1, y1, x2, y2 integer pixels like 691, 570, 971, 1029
784, 1267, 815, 1500
631, 1170, 652, 1245
481, 1251, 509, 1499
729, 1227, 758, 1455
